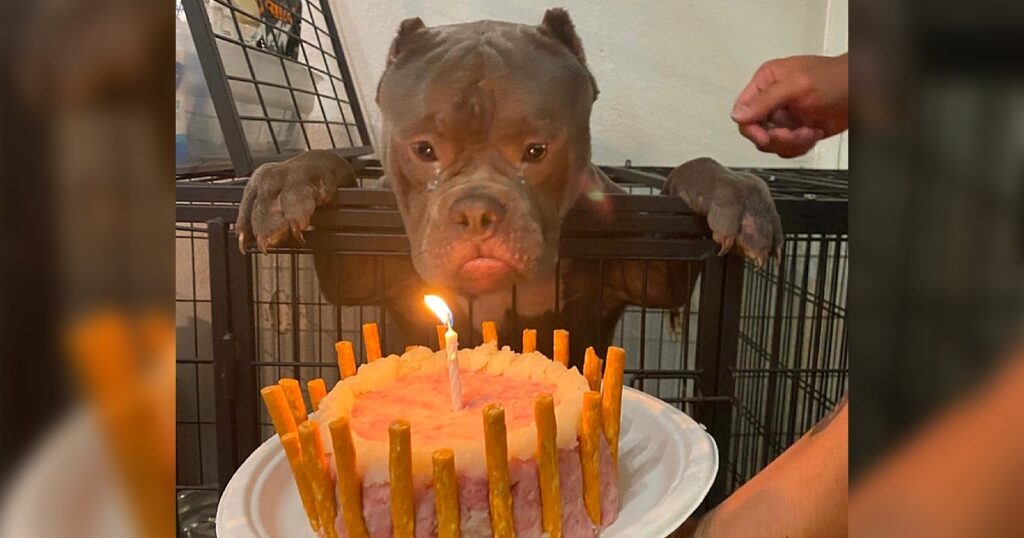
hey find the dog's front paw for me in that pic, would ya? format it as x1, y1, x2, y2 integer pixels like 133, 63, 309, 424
705, 174, 783, 265
667, 157, 783, 266
235, 150, 354, 253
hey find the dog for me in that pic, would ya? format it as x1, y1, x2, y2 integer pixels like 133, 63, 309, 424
235, 9, 782, 367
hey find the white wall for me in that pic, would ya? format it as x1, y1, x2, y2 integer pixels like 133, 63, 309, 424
329, 0, 848, 169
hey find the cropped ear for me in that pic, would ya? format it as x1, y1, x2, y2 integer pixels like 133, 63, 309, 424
538, 8, 598, 100
387, 17, 427, 66
539, 8, 586, 64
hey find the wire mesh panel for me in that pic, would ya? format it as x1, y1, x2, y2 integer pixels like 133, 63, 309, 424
249, 251, 390, 442
176, 223, 217, 489
597, 181, 712, 419
727, 234, 848, 490
724, 168, 849, 491
175, 218, 218, 538
181, 0, 371, 177
176, 173, 249, 537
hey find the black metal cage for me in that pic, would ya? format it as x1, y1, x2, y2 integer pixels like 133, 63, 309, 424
175, 2, 848, 536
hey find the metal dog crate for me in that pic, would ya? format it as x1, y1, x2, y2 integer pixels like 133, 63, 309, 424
175, 1, 847, 535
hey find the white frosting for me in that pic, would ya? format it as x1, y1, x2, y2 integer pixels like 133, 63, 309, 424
313, 343, 588, 486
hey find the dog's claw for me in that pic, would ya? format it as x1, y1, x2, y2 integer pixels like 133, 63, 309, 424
717, 235, 735, 256
238, 232, 247, 254
290, 222, 306, 244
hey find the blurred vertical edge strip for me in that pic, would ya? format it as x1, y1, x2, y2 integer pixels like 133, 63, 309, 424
0, 0, 66, 482
0, 0, 175, 536
850, 0, 1024, 478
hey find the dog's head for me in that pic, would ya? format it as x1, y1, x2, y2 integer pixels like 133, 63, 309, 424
376, 9, 598, 296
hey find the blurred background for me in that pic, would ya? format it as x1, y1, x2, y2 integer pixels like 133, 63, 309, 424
1, 0, 173, 536
850, 0, 1024, 468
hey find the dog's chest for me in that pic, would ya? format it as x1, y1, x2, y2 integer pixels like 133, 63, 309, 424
456, 274, 558, 323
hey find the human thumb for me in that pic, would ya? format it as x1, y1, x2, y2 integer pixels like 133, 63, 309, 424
732, 79, 800, 124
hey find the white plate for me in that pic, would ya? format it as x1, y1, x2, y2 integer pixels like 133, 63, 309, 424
217, 387, 718, 538
0, 409, 134, 538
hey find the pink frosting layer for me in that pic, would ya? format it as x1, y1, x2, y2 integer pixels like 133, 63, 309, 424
335, 440, 619, 538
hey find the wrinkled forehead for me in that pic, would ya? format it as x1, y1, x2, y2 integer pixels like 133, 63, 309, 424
377, 21, 594, 139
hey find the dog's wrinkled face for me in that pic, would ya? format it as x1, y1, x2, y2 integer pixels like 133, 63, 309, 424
377, 10, 598, 295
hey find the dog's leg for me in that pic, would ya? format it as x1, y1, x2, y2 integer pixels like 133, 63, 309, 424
665, 157, 783, 266
595, 159, 781, 313
236, 149, 355, 253
236, 149, 421, 311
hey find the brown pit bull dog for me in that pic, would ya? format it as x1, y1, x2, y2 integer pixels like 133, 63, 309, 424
235, 9, 782, 366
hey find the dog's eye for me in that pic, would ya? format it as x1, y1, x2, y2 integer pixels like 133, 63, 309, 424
522, 143, 547, 163
412, 141, 437, 162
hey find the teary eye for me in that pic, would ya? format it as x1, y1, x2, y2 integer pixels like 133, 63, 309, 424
412, 141, 437, 162
522, 143, 547, 163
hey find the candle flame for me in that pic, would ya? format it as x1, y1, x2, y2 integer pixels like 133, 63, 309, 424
424, 295, 454, 328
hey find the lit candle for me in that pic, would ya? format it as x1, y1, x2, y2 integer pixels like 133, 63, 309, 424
424, 295, 463, 411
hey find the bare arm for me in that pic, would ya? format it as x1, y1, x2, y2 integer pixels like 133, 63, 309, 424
850, 356, 1024, 536
684, 396, 849, 538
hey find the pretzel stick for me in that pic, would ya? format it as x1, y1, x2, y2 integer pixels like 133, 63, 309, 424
601, 346, 626, 468
362, 323, 382, 362
553, 329, 569, 366
260, 385, 297, 437
298, 420, 339, 538
280, 432, 322, 533
583, 347, 602, 392
432, 448, 461, 538
263, 389, 318, 534
389, 420, 415, 538
307, 378, 327, 411
579, 391, 603, 525
330, 417, 369, 538
482, 321, 498, 345
522, 329, 537, 353
483, 404, 514, 538
279, 378, 308, 426
535, 394, 562, 538
335, 340, 357, 378
436, 324, 447, 351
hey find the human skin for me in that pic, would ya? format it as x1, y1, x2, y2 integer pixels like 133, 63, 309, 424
732, 54, 849, 158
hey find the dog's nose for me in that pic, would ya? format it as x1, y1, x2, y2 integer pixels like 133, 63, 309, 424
450, 194, 506, 238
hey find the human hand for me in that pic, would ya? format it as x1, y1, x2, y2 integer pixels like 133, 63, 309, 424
731, 54, 848, 158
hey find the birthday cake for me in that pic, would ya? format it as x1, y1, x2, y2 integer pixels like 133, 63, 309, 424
261, 328, 625, 538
